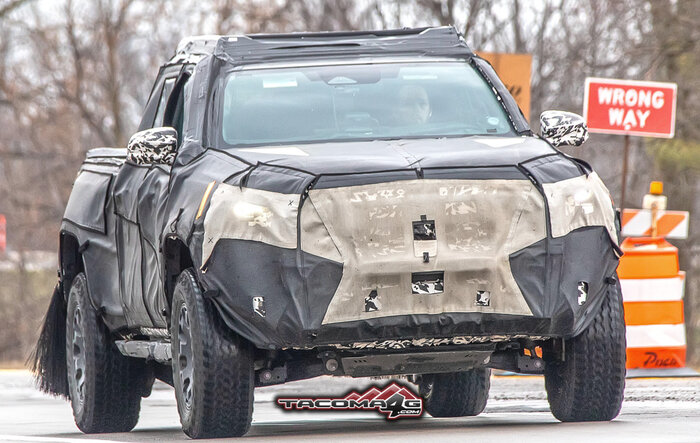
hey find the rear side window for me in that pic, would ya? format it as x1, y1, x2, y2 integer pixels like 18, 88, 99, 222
154, 78, 177, 127
136, 67, 181, 131
163, 74, 192, 147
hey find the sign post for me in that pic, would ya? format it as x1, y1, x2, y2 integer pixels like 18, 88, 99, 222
583, 77, 677, 208
621, 134, 630, 209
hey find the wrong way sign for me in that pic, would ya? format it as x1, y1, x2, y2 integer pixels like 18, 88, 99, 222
583, 77, 677, 138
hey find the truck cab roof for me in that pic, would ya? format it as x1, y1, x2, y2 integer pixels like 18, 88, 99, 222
170, 26, 474, 66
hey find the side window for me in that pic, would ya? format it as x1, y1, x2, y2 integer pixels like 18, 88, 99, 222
153, 78, 177, 127
163, 73, 192, 146
136, 66, 183, 132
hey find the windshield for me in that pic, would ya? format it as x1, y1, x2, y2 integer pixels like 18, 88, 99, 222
220, 61, 515, 146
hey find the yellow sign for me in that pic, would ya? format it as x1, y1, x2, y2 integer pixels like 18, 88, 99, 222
476, 52, 532, 121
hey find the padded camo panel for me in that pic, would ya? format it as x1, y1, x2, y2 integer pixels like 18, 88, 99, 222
306, 179, 548, 324
201, 183, 300, 265
543, 172, 618, 244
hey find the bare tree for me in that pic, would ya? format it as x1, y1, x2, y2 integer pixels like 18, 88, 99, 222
0, 0, 31, 18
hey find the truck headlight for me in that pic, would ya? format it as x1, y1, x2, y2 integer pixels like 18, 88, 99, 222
233, 201, 272, 227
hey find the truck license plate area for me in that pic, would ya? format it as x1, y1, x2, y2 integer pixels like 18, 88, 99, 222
411, 271, 444, 294
412, 219, 436, 240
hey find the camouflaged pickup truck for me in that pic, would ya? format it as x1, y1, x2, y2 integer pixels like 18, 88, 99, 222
32, 26, 626, 438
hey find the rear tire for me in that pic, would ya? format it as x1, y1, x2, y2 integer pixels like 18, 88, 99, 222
418, 368, 490, 417
65, 273, 147, 433
171, 269, 254, 439
544, 280, 626, 422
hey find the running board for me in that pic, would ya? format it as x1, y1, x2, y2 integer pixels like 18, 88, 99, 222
115, 340, 172, 363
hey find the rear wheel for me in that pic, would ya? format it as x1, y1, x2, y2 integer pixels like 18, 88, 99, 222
65, 272, 148, 433
418, 368, 491, 417
171, 269, 255, 439
544, 280, 626, 421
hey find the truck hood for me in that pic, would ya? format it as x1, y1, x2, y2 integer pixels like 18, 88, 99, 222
227, 136, 556, 175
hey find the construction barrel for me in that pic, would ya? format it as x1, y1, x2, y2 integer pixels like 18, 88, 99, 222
618, 237, 686, 369
618, 181, 689, 370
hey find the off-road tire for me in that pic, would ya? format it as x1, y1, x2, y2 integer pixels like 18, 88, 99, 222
419, 368, 491, 417
65, 272, 147, 433
544, 280, 626, 422
171, 269, 254, 439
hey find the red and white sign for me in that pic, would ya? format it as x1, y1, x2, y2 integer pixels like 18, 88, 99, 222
621, 208, 689, 239
583, 77, 677, 138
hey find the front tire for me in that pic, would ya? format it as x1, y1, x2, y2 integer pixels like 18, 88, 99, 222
418, 368, 491, 417
65, 273, 147, 433
171, 269, 254, 439
544, 280, 626, 422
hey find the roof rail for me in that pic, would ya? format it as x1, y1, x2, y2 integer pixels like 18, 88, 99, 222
175, 35, 221, 55
214, 26, 472, 65
170, 27, 472, 64
246, 27, 434, 41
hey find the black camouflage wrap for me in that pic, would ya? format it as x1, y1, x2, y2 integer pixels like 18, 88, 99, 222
57, 27, 620, 350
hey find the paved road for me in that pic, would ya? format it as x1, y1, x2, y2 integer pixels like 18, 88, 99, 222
0, 370, 698, 442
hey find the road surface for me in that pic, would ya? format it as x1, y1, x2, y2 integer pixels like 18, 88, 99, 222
0, 370, 698, 442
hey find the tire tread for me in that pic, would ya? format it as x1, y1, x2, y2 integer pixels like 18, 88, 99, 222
420, 368, 490, 417
545, 281, 626, 422
68, 273, 146, 433
172, 269, 254, 439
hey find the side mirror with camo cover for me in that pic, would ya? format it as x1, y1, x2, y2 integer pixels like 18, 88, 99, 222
540, 110, 589, 147
126, 127, 177, 165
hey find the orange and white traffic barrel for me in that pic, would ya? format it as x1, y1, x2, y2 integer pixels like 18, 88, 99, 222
618, 181, 689, 371
618, 236, 686, 369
